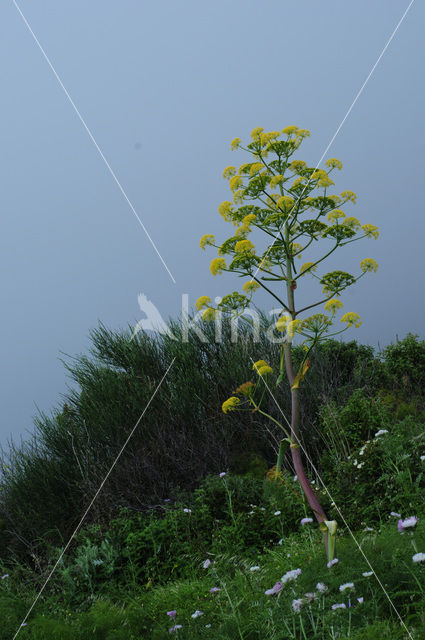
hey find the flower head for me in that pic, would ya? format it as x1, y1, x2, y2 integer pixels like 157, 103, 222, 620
327, 558, 339, 568
252, 359, 268, 370
362, 571, 373, 577
210, 587, 221, 593
292, 598, 304, 613
218, 201, 234, 221
301, 517, 313, 525
412, 553, 425, 563
341, 312, 361, 328
196, 296, 211, 310
249, 565, 260, 571
340, 190, 357, 203
219, 472, 226, 478
222, 166, 236, 180
360, 258, 378, 273
339, 582, 354, 593
256, 365, 273, 376
282, 126, 299, 136
200, 234, 215, 250
210, 257, 226, 276
243, 280, 260, 293
169, 625, 182, 633
316, 582, 328, 593
231, 138, 241, 151
229, 175, 243, 192
251, 127, 264, 140
374, 429, 388, 438
325, 158, 343, 170
202, 308, 217, 322
281, 568, 302, 584
235, 381, 255, 396
361, 223, 379, 239
222, 397, 240, 414
203, 559, 211, 569
234, 239, 255, 253
265, 581, 283, 595
191, 610, 204, 618
167, 611, 177, 619
327, 209, 345, 222
398, 516, 418, 532
324, 298, 343, 313
331, 603, 346, 610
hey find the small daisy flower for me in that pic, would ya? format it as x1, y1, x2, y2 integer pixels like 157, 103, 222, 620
210, 587, 221, 593
167, 611, 177, 619
219, 472, 226, 478
281, 568, 301, 584
292, 598, 304, 612
339, 582, 354, 593
412, 552, 425, 563
398, 516, 418, 532
316, 582, 328, 593
265, 581, 283, 596
331, 603, 346, 610
191, 610, 204, 618
203, 559, 211, 569
327, 558, 339, 568
301, 517, 313, 525
362, 571, 373, 577
249, 566, 260, 572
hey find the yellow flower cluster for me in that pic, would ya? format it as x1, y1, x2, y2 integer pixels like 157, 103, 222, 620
234, 239, 255, 253
311, 169, 334, 188
270, 174, 284, 188
218, 201, 234, 221
341, 312, 362, 328
242, 213, 256, 226
325, 158, 343, 170
210, 257, 226, 275
291, 177, 305, 189
276, 316, 303, 336
360, 258, 378, 273
340, 190, 357, 204
300, 262, 317, 275
223, 166, 236, 179
202, 308, 217, 322
251, 127, 264, 140
195, 296, 211, 310
222, 396, 240, 413
282, 125, 299, 136
324, 298, 343, 313
231, 138, 241, 151
260, 131, 280, 147
361, 224, 379, 239
252, 359, 273, 376
290, 242, 303, 258
327, 209, 346, 222
249, 162, 264, 176
200, 234, 215, 250
289, 159, 307, 172
229, 175, 243, 193
342, 216, 360, 230
276, 195, 295, 210
233, 190, 246, 205
235, 381, 255, 396
243, 280, 260, 293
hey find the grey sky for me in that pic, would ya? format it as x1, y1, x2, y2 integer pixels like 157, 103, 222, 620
1, 0, 423, 445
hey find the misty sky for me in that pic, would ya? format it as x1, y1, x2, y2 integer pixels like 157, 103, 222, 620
1, 0, 423, 446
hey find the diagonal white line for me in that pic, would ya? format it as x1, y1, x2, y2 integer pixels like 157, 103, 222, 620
12, 357, 176, 639
251, 0, 415, 283
12, 0, 177, 285
251, 358, 414, 640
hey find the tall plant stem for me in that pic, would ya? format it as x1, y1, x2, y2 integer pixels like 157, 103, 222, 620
284, 231, 330, 558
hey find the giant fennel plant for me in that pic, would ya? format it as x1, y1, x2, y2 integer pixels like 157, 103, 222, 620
197, 126, 378, 559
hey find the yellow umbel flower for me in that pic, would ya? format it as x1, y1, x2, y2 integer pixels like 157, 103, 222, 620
235, 381, 255, 396
196, 296, 211, 310
202, 308, 217, 322
233, 190, 246, 205
242, 213, 256, 226
276, 195, 295, 211
324, 298, 343, 313
252, 359, 268, 370
249, 162, 264, 176
251, 126, 264, 140
270, 174, 283, 188
234, 225, 248, 237
276, 315, 291, 332
327, 209, 346, 222
260, 131, 280, 146
300, 262, 317, 275
291, 177, 305, 189
341, 312, 362, 328
311, 169, 334, 188
218, 201, 234, 221
290, 242, 303, 258
289, 159, 307, 172
361, 224, 379, 239
286, 319, 303, 337
256, 365, 273, 376
343, 216, 361, 230
222, 396, 240, 414
231, 137, 241, 151
295, 129, 310, 139
360, 258, 378, 273
243, 280, 260, 293
340, 190, 357, 204
200, 234, 215, 250
210, 257, 226, 275
325, 158, 343, 170
223, 166, 236, 180
234, 239, 255, 253
229, 175, 243, 193
282, 125, 298, 136
239, 163, 251, 175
